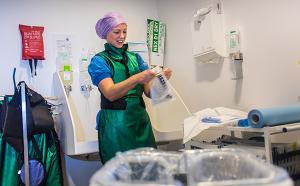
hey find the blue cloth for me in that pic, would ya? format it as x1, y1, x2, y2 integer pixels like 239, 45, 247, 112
237, 119, 249, 127
20, 160, 45, 186
201, 116, 221, 123
88, 53, 149, 87
248, 104, 300, 128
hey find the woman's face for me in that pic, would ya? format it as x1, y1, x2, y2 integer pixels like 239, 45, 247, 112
106, 23, 127, 48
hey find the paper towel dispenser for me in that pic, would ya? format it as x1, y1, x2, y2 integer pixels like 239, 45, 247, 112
191, 4, 227, 62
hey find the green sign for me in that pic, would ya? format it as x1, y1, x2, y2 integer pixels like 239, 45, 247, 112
147, 19, 160, 53
152, 20, 159, 53
147, 19, 166, 66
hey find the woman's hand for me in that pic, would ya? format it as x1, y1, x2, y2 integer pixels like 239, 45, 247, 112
137, 69, 156, 84
163, 67, 172, 80
99, 69, 155, 101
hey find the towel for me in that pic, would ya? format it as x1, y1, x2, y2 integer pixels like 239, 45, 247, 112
183, 107, 247, 143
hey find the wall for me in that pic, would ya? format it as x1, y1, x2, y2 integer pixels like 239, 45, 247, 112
157, 0, 300, 112
0, 0, 158, 185
2, 0, 300, 184
0, 0, 158, 96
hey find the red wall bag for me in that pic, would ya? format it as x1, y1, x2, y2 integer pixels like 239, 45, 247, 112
19, 24, 45, 76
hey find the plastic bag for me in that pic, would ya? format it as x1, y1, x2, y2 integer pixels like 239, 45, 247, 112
150, 66, 175, 106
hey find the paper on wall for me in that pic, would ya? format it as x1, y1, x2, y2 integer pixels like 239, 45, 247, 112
127, 41, 150, 65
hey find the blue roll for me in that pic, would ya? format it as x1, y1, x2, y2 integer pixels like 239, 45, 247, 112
248, 104, 300, 128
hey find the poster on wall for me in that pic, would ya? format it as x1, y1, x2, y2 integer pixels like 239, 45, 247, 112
147, 19, 166, 67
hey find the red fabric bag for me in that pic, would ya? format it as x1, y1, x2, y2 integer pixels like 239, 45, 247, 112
19, 24, 45, 76
19, 24, 45, 60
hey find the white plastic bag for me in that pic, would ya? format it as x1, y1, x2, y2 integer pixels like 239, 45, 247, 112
150, 67, 175, 106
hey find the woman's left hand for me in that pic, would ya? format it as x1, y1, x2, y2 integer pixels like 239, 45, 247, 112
163, 67, 172, 80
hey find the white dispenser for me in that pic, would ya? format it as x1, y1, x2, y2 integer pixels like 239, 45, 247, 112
191, 2, 227, 62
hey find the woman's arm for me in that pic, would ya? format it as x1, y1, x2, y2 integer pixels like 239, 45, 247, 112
99, 69, 155, 101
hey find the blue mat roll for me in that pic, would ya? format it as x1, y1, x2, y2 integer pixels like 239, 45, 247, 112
248, 104, 300, 128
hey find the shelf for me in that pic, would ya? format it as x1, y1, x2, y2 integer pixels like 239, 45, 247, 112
185, 123, 300, 163
226, 123, 300, 134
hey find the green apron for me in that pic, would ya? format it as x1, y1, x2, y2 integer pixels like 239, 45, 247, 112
97, 43, 156, 164
0, 132, 63, 186
0, 97, 63, 186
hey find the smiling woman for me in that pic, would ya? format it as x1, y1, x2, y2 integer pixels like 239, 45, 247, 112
88, 12, 173, 164
106, 23, 127, 48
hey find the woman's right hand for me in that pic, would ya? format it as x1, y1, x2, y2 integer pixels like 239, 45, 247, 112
136, 69, 156, 84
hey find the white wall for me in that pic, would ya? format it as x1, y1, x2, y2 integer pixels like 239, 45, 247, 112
0, 0, 158, 96
0, 0, 158, 185
157, 0, 300, 112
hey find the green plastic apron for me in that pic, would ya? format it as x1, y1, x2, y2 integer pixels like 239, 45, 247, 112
97, 44, 156, 164
0, 132, 63, 186
0, 98, 63, 186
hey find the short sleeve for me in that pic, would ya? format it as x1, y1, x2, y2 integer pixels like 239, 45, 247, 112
135, 53, 149, 71
88, 55, 112, 86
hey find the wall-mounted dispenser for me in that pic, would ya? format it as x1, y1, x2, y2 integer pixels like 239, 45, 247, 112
226, 27, 243, 80
191, 0, 227, 63
79, 48, 93, 96
55, 35, 74, 96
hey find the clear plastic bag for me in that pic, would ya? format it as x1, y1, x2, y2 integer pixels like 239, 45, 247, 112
89, 152, 179, 186
187, 149, 293, 186
90, 148, 293, 186
150, 67, 175, 106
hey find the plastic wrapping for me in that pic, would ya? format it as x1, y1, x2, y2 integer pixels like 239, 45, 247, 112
90, 148, 182, 186
150, 67, 175, 106
90, 148, 293, 186
188, 149, 292, 186
123, 148, 186, 177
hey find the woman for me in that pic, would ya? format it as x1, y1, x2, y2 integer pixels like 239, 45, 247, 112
88, 12, 172, 164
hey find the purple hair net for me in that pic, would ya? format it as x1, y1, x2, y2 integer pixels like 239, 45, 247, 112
95, 12, 127, 39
